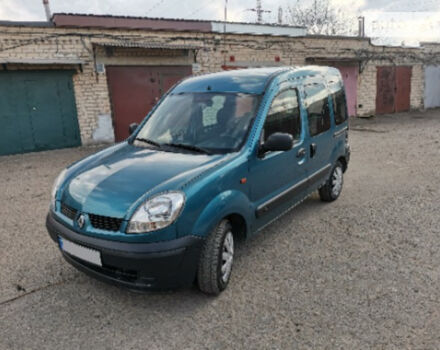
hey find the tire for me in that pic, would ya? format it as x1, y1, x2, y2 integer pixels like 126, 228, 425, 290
197, 219, 234, 295
319, 161, 344, 202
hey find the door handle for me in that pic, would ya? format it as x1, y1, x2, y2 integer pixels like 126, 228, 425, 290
310, 143, 317, 158
296, 148, 306, 158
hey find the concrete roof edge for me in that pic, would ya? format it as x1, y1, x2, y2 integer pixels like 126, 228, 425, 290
0, 20, 53, 27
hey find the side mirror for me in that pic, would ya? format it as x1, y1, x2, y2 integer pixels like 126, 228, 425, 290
260, 132, 293, 156
128, 123, 139, 135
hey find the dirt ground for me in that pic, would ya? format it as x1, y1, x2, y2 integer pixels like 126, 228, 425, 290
1, 109, 440, 349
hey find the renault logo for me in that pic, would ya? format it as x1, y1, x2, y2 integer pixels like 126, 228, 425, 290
77, 214, 85, 229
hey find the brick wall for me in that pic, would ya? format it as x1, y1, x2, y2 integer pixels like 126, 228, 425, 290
0, 24, 437, 144
410, 64, 424, 109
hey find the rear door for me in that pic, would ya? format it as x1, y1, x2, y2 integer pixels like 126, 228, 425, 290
249, 88, 308, 228
303, 83, 334, 186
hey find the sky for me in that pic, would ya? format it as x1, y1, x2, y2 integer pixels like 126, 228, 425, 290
0, 0, 439, 45
0, 0, 438, 23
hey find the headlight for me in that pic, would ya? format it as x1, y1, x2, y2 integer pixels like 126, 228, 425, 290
127, 191, 185, 234
50, 169, 67, 209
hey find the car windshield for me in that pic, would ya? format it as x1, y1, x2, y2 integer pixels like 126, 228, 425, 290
135, 92, 260, 154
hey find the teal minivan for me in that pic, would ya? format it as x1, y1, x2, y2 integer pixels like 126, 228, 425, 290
47, 66, 350, 295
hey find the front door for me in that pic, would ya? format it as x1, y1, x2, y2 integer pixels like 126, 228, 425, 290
249, 88, 308, 229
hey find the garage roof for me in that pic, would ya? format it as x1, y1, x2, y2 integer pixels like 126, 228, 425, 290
52, 13, 307, 37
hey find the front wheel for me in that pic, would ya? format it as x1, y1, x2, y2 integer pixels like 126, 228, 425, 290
319, 161, 344, 202
197, 219, 234, 295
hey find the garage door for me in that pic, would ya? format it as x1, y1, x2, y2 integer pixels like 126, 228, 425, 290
106, 65, 192, 141
425, 65, 440, 109
376, 66, 412, 115
306, 60, 359, 117
333, 65, 358, 117
0, 70, 81, 156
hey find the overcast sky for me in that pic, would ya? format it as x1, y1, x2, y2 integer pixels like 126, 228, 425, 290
0, 0, 439, 23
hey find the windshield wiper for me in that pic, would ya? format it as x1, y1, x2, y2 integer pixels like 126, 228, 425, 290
163, 143, 211, 155
135, 137, 162, 148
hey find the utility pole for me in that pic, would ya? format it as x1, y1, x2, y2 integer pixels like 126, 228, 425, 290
247, 0, 271, 24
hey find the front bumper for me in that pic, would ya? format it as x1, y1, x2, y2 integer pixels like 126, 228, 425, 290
46, 213, 204, 291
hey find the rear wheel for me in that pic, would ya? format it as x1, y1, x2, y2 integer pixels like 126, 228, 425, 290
319, 161, 344, 202
197, 219, 234, 295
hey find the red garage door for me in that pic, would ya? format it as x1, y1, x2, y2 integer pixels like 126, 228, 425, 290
395, 66, 412, 112
107, 65, 192, 141
376, 66, 412, 115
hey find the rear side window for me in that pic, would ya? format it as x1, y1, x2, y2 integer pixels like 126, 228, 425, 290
332, 89, 348, 125
304, 84, 331, 137
263, 89, 301, 141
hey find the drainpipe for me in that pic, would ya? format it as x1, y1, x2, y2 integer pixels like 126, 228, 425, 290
43, 0, 51, 22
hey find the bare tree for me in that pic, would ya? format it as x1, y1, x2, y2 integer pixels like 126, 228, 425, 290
286, 0, 357, 36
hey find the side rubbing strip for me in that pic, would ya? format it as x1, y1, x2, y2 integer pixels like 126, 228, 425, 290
307, 163, 331, 186
256, 164, 331, 218
256, 177, 309, 218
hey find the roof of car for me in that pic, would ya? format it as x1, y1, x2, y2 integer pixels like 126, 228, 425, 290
172, 66, 341, 94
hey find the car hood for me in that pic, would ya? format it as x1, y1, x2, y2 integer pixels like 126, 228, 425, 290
60, 144, 225, 218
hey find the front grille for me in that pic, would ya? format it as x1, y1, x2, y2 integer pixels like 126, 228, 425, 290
89, 213, 123, 232
60, 203, 77, 220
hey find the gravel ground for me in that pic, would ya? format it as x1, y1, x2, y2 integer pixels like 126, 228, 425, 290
1, 109, 440, 349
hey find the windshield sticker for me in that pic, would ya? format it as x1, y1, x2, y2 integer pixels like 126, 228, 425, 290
202, 95, 226, 127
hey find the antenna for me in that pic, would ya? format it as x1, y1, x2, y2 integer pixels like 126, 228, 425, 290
247, 0, 271, 24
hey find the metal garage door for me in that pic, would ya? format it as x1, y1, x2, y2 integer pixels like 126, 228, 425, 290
306, 60, 359, 117
376, 66, 412, 115
0, 70, 81, 156
425, 65, 440, 109
333, 65, 358, 117
106, 65, 192, 141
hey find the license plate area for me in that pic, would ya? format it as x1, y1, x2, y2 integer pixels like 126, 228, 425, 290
59, 236, 102, 267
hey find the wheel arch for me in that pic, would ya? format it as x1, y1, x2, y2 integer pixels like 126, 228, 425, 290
189, 190, 253, 240
224, 213, 247, 241
337, 156, 348, 172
